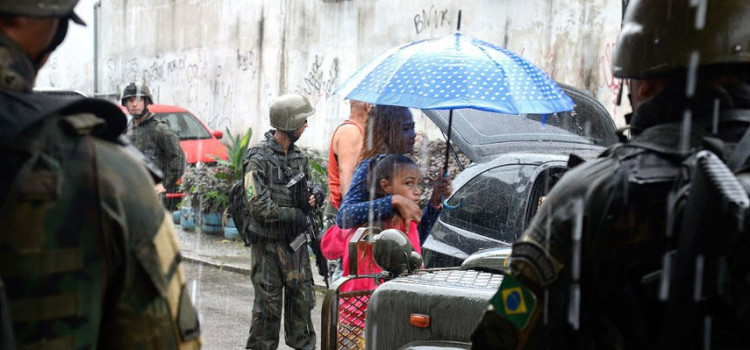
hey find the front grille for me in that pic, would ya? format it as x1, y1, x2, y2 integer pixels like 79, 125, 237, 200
398, 269, 503, 290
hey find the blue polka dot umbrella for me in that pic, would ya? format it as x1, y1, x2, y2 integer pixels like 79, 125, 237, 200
335, 32, 574, 115
336, 32, 575, 209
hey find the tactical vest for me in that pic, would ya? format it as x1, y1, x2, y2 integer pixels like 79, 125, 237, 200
0, 94, 200, 349
244, 135, 310, 241
0, 108, 115, 348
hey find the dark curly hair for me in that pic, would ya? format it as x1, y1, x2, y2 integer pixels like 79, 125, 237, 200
366, 154, 417, 199
359, 105, 411, 162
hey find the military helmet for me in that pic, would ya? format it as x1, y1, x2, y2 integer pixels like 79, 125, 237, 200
372, 229, 418, 276
121, 82, 154, 106
270, 94, 315, 132
0, 0, 85, 25
613, 0, 750, 78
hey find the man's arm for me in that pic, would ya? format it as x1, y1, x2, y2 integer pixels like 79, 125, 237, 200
333, 124, 363, 198
336, 158, 396, 228
158, 124, 185, 189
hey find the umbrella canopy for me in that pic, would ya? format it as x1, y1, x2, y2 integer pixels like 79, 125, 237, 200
336, 32, 574, 115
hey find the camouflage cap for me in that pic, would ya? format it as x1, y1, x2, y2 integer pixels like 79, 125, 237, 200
0, 0, 85, 25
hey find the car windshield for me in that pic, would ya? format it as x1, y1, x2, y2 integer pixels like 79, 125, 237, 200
155, 112, 212, 140
441, 163, 537, 243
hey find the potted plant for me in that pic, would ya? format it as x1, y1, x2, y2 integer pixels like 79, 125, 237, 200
213, 126, 253, 239
180, 165, 231, 235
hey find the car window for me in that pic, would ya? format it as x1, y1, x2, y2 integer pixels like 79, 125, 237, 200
445, 107, 616, 147
156, 112, 212, 140
523, 110, 617, 147
441, 164, 537, 243
524, 167, 567, 227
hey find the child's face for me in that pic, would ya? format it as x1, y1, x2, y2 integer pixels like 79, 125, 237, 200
381, 164, 421, 201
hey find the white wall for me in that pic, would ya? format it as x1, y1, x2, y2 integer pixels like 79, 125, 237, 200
36, 0, 96, 94
38, 0, 626, 151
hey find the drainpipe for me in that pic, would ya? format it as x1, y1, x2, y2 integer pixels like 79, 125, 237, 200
93, 1, 101, 95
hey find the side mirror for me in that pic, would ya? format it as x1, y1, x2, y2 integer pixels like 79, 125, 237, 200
372, 229, 422, 276
212, 130, 223, 139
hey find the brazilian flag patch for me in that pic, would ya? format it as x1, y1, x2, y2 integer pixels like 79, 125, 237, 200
244, 171, 255, 198
489, 275, 536, 330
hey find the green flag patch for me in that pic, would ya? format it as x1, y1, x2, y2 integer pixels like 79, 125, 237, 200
489, 275, 536, 330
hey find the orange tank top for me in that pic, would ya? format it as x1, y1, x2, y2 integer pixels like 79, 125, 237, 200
328, 120, 364, 209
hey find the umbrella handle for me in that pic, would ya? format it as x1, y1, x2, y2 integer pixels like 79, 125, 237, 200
442, 196, 465, 211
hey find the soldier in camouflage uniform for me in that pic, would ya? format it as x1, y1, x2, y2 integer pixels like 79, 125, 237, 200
244, 94, 318, 350
0, 1, 201, 348
470, 0, 750, 349
123, 82, 185, 209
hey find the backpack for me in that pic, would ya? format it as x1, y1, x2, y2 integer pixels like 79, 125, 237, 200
228, 180, 253, 246
657, 149, 750, 347
227, 147, 299, 246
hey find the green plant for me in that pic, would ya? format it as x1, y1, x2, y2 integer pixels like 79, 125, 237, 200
299, 147, 328, 195
214, 126, 253, 181
180, 165, 232, 213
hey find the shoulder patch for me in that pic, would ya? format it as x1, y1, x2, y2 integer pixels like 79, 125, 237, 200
244, 171, 255, 199
511, 241, 559, 286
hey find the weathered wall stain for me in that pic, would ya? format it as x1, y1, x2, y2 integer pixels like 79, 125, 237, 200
40, 0, 626, 151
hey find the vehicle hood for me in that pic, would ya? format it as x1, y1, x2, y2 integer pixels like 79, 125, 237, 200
422, 83, 617, 163
180, 138, 228, 164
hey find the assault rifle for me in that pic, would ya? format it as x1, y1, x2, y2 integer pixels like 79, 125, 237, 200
287, 173, 329, 286
657, 150, 750, 347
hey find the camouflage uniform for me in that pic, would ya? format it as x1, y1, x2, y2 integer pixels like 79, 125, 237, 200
470, 0, 750, 348
0, 29, 201, 349
472, 91, 750, 349
126, 111, 185, 198
244, 130, 316, 350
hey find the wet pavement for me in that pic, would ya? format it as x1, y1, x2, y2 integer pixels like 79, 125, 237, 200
176, 226, 329, 291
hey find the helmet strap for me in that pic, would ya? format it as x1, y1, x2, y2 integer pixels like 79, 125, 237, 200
134, 106, 150, 119
283, 129, 300, 144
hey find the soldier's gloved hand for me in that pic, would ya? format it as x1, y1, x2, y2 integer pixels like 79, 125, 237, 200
298, 189, 314, 214
310, 183, 325, 208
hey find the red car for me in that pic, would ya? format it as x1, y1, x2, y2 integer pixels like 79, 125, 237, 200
147, 104, 229, 165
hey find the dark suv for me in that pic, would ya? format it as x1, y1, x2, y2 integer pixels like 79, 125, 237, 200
421, 84, 617, 267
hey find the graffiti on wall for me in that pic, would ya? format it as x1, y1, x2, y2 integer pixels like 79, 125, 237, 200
295, 54, 339, 99
104, 49, 260, 131
237, 49, 257, 79
414, 6, 455, 34
599, 42, 620, 98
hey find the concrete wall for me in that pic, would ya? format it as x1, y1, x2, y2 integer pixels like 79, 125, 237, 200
38, 0, 625, 151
